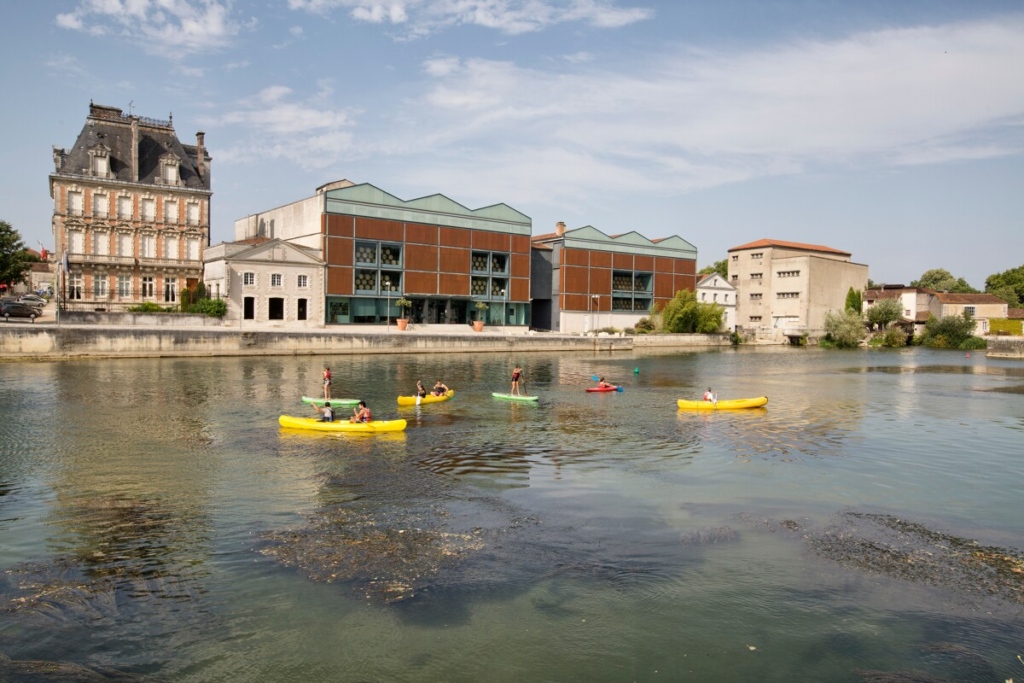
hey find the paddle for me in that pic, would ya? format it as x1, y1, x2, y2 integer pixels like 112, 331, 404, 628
592, 374, 624, 392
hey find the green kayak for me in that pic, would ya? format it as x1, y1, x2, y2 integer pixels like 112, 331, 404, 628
491, 393, 539, 402
302, 396, 361, 407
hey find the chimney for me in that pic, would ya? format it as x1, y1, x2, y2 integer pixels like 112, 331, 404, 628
195, 131, 205, 180
130, 117, 139, 183
555, 221, 566, 237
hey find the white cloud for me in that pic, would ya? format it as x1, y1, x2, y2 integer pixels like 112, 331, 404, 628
563, 51, 593, 64
287, 0, 653, 37
54, 0, 249, 56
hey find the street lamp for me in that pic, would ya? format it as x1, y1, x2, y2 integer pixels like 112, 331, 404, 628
383, 276, 391, 333
501, 288, 506, 334
592, 295, 600, 333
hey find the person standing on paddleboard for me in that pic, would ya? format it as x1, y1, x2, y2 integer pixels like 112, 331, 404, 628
511, 365, 525, 396
323, 366, 332, 400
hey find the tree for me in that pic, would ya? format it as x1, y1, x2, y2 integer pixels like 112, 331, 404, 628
866, 297, 903, 329
0, 219, 34, 288
661, 290, 724, 333
910, 268, 978, 293
984, 265, 1024, 306
698, 259, 728, 280
845, 287, 862, 313
918, 311, 984, 349
823, 309, 866, 348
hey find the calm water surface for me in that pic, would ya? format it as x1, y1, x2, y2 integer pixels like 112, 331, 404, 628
1, 347, 1023, 682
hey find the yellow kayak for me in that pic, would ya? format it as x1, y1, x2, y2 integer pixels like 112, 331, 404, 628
397, 389, 455, 406
676, 396, 768, 410
278, 415, 408, 432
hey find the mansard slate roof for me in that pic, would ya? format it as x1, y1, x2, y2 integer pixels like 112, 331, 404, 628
53, 103, 210, 191
728, 238, 851, 256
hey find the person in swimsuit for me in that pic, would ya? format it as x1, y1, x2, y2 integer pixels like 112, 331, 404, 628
312, 401, 333, 422
350, 401, 372, 423
511, 365, 523, 396
597, 377, 615, 389
323, 367, 332, 400
415, 380, 427, 405
432, 380, 449, 397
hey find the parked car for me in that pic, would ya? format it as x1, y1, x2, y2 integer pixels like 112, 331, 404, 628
19, 294, 46, 307
1, 301, 40, 321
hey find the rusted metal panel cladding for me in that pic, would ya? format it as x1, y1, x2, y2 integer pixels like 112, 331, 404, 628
439, 247, 470, 274
439, 274, 470, 296
405, 244, 438, 272
327, 266, 353, 295
472, 230, 511, 251
674, 258, 696, 275
561, 293, 591, 312
511, 277, 530, 301
405, 222, 438, 245
590, 250, 612, 268
404, 270, 437, 295
439, 227, 472, 248
562, 248, 589, 267
590, 267, 612, 296
634, 255, 655, 271
654, 272, 675, 298
355, 217, 403, 241
675, 273, 697, 292
511, 234, 531, 254
326, 237, 353, 266
654, 257, 674, 275
563, 265, 590, 293
613, 252, 633, 269
326, 213, 353, 237
511, 253, 530, 278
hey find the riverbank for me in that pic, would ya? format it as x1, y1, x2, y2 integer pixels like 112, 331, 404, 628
0, 323, 731, 360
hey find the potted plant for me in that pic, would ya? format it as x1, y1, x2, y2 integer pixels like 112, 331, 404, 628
473, 301, 488, 332
395, 297, 412, 331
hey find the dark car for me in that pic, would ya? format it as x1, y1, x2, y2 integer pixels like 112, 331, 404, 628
1, 301, 40, 321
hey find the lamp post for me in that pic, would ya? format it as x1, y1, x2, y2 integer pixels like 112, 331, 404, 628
592, 295, 599, 333
383, 276, 391, 334
501, 288, 506, 335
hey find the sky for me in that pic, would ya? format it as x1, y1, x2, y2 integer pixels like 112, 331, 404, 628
2, 0, 1023, 289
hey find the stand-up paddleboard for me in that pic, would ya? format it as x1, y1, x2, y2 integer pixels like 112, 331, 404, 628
491, 393, 539, 402
302, 396, 360, 407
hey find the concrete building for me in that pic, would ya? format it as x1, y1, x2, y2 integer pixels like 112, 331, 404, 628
50, 102, 211, 311
728, 238, 868, 341
235, 181, 532, 328
696, 273, 737, 332
203, 237, 324, 328
531, 222, 698, 333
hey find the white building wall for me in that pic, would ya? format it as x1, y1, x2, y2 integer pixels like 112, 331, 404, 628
234, 195, 322, 249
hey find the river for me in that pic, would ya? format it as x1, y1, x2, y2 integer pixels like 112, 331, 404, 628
1, 346, 1022, 682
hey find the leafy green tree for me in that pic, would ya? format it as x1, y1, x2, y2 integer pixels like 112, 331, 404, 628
866, 297, 903, 329
845, 287, 862, 313
698, 259, 728, 280
984, 265, 1024, 306
823, 309, 866, 348
910, 268, 978, 293
661, 290, 724, 333
0, 219, 34, 288
918, 312, 984, 349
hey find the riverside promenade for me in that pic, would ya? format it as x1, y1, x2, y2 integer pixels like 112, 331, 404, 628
0, 304, 730, 360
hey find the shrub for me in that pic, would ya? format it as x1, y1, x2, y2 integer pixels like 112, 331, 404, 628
661, 290, 724, 333
989, 318, 1023, 336
187, 298, 227, 317
958, 336, 987, 350
875, 327, 909, 348
823, 309, 867, 348
919, 312, 980, 349
127, 302, 169, 313
634, 316, 655, 332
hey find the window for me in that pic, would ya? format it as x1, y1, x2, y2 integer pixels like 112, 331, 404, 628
777, 292, 800, 299
164, 201, 178, 224
68, 274, 83, 300
243, 297, 255, 320
724, 294, 729, 303
751, 273, 763, 280
140, 234, 156, 258
611, 269, 653, 311
67, 191, 83, 216
118, 233, 133, 257
162, 161, 179, 185
164, 236, 178, 260
297, 274, 308, 288
270, 273, 283, 287
118, 196, 132, 220
93, 193, 108, 218
268, 298, 284, 320
750, 252, 763, 259
93, 276, 108, 299
91, 152, 109, 177
93, 232, 109, 256
69, 230, 85, 254
964, 306, 976, 316
141, 276, 155, 298
164, 280, 177, 303
750, 293, 762, 300
186, 203, 200, 225
186, 238, 200, 261
749, 316, 762, 322
731, 255, 738, 262
117, 275, 132, 298
297, 298, 308, 321
141, 199, 156, 221
243, 272, 255, 286
701, 292, 706, 301
731, 275, 738, 282
777, 270, 801, 278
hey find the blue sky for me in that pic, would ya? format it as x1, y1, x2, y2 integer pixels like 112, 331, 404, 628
2, 0, 1023, 289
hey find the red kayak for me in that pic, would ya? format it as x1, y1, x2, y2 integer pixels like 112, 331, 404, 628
585, 386, 620, 392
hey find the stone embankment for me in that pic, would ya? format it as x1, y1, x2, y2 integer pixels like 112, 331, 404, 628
985, 337, 1024, 359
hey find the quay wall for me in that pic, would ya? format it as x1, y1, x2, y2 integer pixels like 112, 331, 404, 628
986, 337, 1024, 359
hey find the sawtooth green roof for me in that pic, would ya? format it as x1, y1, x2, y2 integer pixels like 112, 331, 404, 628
324, 183, 531, 235
551, 225, 697, 259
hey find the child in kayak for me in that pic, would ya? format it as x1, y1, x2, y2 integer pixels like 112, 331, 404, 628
432, 380, 449, 396
313, 401, 334, 422
415, 381, 427, 405
350, 401, 372, 423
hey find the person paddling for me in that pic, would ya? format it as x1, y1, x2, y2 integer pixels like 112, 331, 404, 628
432, 380, 449, 397
511, 365, 525, 396
415, 380, 427, 405
597, 376, 616, 390
350, 401, 372, 423
312, 401, 334, 422
703, 387, 717, 405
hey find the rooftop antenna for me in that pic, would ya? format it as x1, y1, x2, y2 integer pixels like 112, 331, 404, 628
128, 100, 134, 115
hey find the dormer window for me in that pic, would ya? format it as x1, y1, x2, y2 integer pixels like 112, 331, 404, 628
159, 153, 180, 185
87, 144, 111, 178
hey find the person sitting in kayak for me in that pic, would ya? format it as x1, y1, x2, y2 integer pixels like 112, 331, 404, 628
313, 401, 333, 422
511, 365, 524, 396
350, 401, 372, 423
597, 377, 616, 390
432, 380, 449, 396
416, 381, 427, 398
703, 387, 715, 402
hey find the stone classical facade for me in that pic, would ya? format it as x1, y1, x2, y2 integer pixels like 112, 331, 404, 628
50, 102, 211, 311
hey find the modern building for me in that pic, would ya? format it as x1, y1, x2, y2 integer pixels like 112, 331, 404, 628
203, 237, 324, 328
696, 273, 737, 332
531, 222, 698, 332
728, 238, 868, 341
235, 181, 532, 328
50, 102, 211, 310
